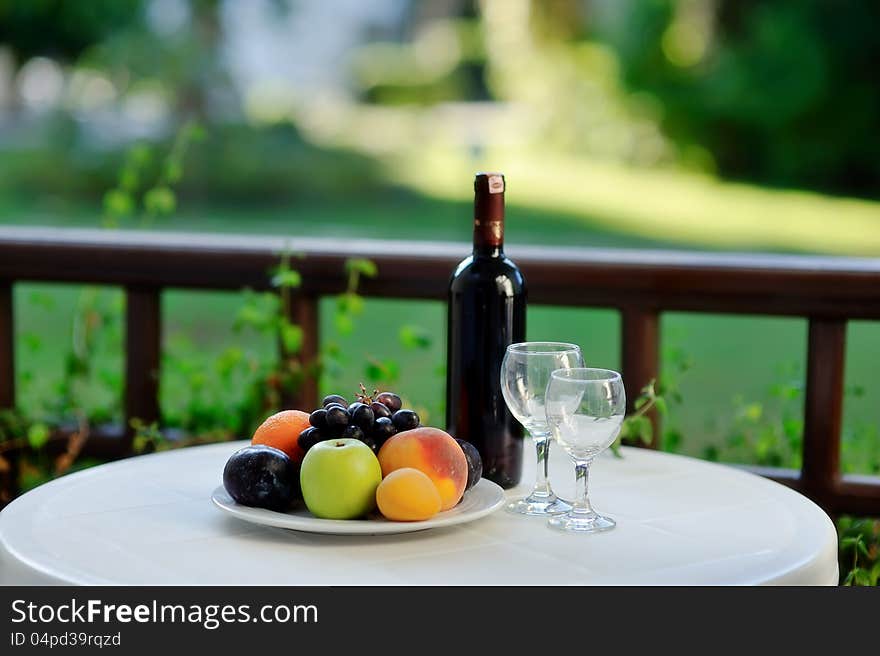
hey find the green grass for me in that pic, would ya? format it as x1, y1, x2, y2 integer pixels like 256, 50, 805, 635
0, 191, 678, 250
4, 193, 880, 474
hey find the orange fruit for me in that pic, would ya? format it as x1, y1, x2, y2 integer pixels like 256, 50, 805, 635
251, 410, 310, 463
376, 468, 442, 521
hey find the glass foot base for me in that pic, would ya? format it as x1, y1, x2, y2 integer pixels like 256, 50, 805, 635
547, 511, 616, 533
505, 494, 572, 516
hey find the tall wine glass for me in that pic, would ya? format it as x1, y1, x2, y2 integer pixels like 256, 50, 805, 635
544, 368, 625, 533
500, 342, 584, 515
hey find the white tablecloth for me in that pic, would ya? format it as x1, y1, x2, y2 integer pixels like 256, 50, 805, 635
0, 441, 838, 585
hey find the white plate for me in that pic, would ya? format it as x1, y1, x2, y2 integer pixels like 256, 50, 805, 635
211, 478, 506, 535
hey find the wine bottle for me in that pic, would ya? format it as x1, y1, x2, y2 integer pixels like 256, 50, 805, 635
446, 172, 526, 489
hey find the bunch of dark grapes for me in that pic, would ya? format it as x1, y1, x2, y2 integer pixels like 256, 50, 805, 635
298, 384, 421, 455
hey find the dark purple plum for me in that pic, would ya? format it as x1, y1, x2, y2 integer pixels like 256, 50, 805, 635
455, 439, 483, 491
391, 409, 420, 432
223, 445, 300, 510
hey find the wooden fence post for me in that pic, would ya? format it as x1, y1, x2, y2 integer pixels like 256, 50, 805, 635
621, 306, 660, 448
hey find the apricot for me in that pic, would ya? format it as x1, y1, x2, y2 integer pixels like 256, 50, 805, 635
377, 427, 468, 510
251, 410, 310, 463
376, 468, 442, 521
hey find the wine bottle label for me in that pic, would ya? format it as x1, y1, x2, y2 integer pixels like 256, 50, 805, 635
487, 175, 504, 194
485, 220, 503, 242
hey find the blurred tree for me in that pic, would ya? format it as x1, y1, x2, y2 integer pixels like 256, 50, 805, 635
81, 0, 226, 119
594, 0, 880, 197
0, 0, 144, 62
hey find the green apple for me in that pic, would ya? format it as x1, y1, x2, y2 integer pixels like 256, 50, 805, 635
300, 438, 382, 519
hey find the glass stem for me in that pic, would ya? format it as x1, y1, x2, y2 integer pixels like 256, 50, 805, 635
572, 460, 594, 515
531, 432, 553, 497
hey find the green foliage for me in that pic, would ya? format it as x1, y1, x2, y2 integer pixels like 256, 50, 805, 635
102, 121, 204, 227
0, 0, 144, 61
839, 517, 879, 587
595, 0, 880, 196
130, 418, 164, 454
143, 187, 176, 217
399, 325, 433, 350
611, 380, 663, 457
25, 422, 50, 450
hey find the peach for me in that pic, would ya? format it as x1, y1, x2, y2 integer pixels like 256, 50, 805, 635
377, 427, 468, 510
376, 468, 442, 521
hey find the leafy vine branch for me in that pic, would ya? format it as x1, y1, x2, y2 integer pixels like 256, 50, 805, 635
610, 379, 666, 458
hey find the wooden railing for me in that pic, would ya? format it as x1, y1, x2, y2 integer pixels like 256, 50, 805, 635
1, 226, 879, 516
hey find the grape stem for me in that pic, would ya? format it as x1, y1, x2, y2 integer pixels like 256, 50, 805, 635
356, 382, 379, 405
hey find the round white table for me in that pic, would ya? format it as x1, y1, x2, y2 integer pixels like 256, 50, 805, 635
0, 441, 838, 585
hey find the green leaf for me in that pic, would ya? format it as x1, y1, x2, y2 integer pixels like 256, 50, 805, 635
163, 160, 183, 184
840, 537, 859, 548
280, 322, 304, 355
119, 167, 139, 192
610, 439, 623, 458
334, 312, 354, 335
103, 189, 135, 218
662, 428, 682, 452
271, 269, 302, 289
27, 291, 55, 310
127, 144, 152, 167
654, 396, 668, 417
345, 258, 378, 278
854, 569, 871, 586
636, 416, 653, 444
782, 417, 802, 442
185, 122, 207, 142
132, 434, 150, 453
22, 332, 41, 353
399, 325, 432, 350
143, 186, 177, 216
365, 359, 400, 384
337, 293, 364, 316
235, 303, 271, 331
216, 347, 244, 375
743, 403, 763, 422
27, 422, 50, 450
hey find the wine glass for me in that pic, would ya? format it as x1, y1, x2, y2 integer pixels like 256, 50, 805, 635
500, 342, 584, 515
544, 368, 625, 533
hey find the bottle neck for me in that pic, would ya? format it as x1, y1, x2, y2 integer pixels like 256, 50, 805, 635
473, 173, 505, 258
474, 242, 503, 258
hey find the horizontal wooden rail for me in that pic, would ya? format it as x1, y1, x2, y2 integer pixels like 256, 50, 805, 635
0, 226, 878, 517
2, 227, 880, 317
